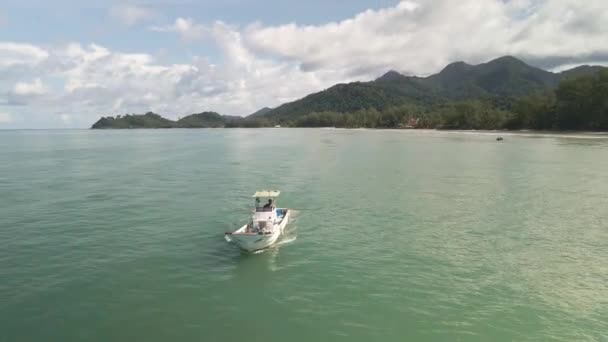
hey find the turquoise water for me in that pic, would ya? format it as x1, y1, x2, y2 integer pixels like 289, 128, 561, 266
1, 129, 608, 341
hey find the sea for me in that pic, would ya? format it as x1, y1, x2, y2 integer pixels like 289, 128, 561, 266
1, 128, 607, 341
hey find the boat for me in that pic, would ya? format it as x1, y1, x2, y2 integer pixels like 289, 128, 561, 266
225, 190, 290, 252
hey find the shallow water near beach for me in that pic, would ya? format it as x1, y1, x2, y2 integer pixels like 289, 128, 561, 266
1, 128, 608, 341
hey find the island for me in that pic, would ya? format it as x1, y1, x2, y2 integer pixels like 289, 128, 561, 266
92, 56, 608, 131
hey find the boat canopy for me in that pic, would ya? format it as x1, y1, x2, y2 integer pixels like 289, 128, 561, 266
252, 190, 281, 198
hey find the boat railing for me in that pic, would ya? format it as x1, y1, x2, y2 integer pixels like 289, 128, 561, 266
255, 207, 274, 212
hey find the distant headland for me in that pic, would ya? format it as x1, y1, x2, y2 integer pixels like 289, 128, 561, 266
92, 56, 608, 131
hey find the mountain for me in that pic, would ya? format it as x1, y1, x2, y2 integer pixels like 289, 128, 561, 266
560, 65, 606, 79
177, 112, 226, 128
248, 107, 273, 117
424, 56, 559, 97
258, 56, 605, 122
91, 56, 607, 129
92, 111, 241, 129
260, 82, 410, 122
91, 112, 175, 129
375, 70, 411, 82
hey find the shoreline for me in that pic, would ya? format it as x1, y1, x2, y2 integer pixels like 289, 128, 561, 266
5, 127, 608, 138
85, 127, 608, 135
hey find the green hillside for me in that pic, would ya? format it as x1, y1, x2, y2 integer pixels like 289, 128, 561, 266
91, 112, 175, 129
176, 112, 225, 128
91, 56, 607, 130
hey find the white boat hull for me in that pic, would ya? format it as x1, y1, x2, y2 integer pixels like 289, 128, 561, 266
226, 209, 290, 252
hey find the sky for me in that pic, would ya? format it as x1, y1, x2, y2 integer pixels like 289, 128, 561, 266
0, 0, 607, 128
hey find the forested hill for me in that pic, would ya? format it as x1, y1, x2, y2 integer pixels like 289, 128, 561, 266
260, 56, 603, 122
92, 56, 608, 130
91, 112, 239, 129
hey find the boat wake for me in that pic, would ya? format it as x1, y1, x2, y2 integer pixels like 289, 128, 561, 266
250, 226, 298, 255
276, 235, 297, 246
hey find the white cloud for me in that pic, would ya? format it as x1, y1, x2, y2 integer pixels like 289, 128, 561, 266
110, 4, 155, 26
3, 0, 608, 128
60, 114, 71, 124
57, 43, 196, 113
0, 36, 332, 126
244, 0, 608, 76
0, 112, 12, 123
150, 17, 207, 41
14, 78, 48, 95
0, 42, 49, 68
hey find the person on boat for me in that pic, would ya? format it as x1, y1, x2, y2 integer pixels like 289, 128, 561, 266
263, 199, 273, 209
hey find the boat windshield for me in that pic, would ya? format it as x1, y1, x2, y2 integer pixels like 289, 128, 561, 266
255, 197, 276, 212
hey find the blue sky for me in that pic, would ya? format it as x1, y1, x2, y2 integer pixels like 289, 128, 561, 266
1, 0, 607, 128
1, 0, 398, 64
